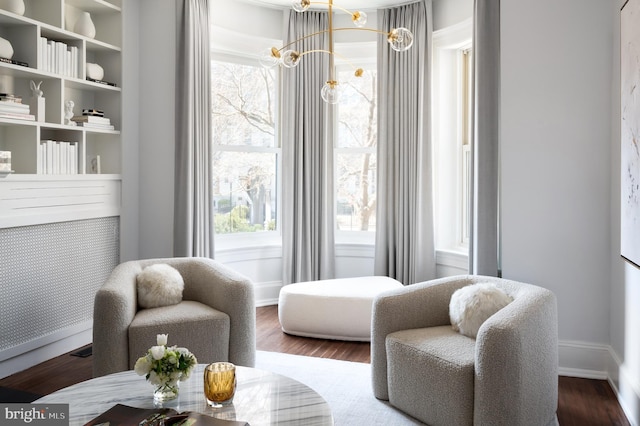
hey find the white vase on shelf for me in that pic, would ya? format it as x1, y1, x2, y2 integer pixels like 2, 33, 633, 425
86, 63, 104, 81
0, 0, 25, 16
0, 36, 13, 59
74, 11, 96, 39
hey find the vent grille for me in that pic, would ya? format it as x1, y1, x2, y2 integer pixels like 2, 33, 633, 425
0, 217, 120, 352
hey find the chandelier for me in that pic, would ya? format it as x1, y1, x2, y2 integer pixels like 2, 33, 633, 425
260, 0, 414, 104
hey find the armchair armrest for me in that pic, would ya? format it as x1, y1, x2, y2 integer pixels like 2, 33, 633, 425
371, 275, 474, 400
92, 261, 140, 377
474, 283, 558, 426
176, 257, 256, 367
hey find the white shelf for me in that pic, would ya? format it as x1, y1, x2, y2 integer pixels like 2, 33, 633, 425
0, 0, 122, 178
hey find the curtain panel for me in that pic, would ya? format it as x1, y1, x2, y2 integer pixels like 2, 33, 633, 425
469, 0, 500, 276
281, 11, 336, 284
374, 0, 436, 285
174, 0, 214, 258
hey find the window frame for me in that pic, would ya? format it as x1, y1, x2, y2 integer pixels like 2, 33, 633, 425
333, 48, 377, 245
211, 52, 282, 250
432, 19, 473, 255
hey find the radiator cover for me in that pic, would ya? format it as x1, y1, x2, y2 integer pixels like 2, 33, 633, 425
0, 217, 120, 356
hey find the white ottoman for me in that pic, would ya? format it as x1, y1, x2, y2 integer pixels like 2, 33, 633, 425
278, 276, 403, 341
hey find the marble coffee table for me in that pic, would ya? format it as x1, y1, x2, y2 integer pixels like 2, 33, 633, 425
35, 364, 333, 425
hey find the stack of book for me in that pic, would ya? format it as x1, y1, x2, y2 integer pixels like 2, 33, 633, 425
37, 140, 79, 175
0, 94, 35, 121
39, 37, 79, 78
71, 109, 115, 130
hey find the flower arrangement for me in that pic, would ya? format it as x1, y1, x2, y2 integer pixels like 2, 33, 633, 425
134, 334, 197, 401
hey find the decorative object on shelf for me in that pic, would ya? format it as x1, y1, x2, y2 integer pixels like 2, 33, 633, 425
85, 62, 104, 81
0, 0, 25, 16
64, 100, 76, 126
261, 0, 413, 104
0, 36, 14, 59
90, 155, 101, 173
29, 80, 45, 122
74, 11, 96, 39
134, 334, 197, 403
0, 151, 11, 172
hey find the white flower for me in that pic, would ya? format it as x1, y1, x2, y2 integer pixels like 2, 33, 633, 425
157, 334, 168, 346
150, 345, 165, 360
148, 371, 162, 385
134, 355, 152, 376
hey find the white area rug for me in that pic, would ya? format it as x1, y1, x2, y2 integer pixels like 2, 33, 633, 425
255, 350, 423, 425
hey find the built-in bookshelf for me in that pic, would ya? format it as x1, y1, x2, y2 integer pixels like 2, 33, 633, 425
0, 0, 123, 380
0, 0, 122, 177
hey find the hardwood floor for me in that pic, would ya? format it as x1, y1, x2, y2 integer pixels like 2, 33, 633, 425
0, 305, 631, 425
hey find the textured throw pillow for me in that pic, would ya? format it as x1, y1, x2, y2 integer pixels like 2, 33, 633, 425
136, 264, 184, 309
449, 283, 513, 338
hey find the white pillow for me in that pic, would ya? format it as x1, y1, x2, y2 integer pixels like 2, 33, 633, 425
136, 264, 184, 309
449, 283, 513, 338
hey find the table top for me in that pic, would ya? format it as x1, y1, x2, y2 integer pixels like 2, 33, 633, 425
35, 364, 333, 426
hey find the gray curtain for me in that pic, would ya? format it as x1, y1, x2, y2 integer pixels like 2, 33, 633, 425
282, 11, 336, 284
374, 0, 435, 285
174, 0, 214, 257
469, 0, 500, 276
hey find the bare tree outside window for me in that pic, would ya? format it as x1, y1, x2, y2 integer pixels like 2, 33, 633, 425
212, 60, 278, 234
336, 69, 377, 232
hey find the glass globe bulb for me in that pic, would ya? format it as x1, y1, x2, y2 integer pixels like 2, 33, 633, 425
388, 27, 414, 52
281, 50, 301, 68
352, 11, 367, 27
321, 81, 341, 104
292, 0, 310, 12
259, 47, 281, 68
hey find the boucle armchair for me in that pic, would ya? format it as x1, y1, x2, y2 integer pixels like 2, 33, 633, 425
93, 257, 256, 377
371, 275, 559, 426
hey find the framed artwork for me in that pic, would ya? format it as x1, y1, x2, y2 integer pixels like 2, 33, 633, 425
621, 0, 640, 267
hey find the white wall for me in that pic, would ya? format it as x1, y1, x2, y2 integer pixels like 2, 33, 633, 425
120, 0, 140, 261
432, 0, 472, 32
500, 0, 640, 421
501, 0, 612, 344
137, 0, 178, 259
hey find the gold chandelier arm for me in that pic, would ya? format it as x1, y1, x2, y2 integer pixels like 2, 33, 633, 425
332, 27, 392, 36
276, 29, 331, 53
276, 27, 391, 54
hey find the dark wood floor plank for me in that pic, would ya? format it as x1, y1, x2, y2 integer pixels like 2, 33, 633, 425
0, 306, 630, 426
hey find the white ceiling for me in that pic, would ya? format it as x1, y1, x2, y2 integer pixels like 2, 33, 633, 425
237, 0, 413, 11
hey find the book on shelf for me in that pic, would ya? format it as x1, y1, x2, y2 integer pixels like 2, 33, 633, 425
39, 140, 78, 175
83, 108, 104, 117
0, 57, 28, 67
0, 112, 35, 121
0, 94, 23, 103
0, 104, 30, 115
76, 122, 115, 130
83, 404, 250, 426
39, 37, 79, 78
71, 115, 111, 125
86, 77, 117, 87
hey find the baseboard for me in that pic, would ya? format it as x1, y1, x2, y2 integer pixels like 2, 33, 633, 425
0, 322, 92, 380
558, 340, 610, 379
559, 340, 639, 426
255, 280, 282, 307
608, 350, 640, 426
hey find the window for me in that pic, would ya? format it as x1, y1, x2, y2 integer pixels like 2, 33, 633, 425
335, 67, 377, 238
433, 21, 472, 253
211, 58, 279, 236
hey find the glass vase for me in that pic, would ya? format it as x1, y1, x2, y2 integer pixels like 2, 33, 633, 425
153, 380, 179, 403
